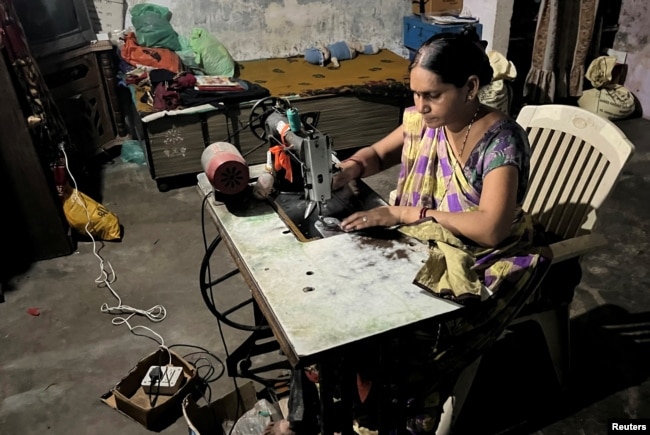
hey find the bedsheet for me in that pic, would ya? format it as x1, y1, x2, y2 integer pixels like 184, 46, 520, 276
238, 49, 411, 98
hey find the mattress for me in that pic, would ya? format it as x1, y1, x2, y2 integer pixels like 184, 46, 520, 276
235, 50, 413, 163
238, 49, 411, 98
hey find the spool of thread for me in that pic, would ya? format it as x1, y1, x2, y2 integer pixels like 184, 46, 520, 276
286, 108, 301, 132
265, 150, 273, 173
201, 142, 249, 195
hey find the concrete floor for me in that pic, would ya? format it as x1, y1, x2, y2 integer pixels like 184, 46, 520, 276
1, 116, 649, 435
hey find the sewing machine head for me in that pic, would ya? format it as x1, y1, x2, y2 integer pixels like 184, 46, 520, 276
262, 106, 335, 219
248, 97, 386, 242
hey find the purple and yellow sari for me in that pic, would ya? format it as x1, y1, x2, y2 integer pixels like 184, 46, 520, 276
390, 107, 552, 431
395, 106, 550, 303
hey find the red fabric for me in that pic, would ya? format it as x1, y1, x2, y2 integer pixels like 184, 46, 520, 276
51, 155, 67, 200
153, 82, 180, 111
0, 1, 31, 62
121, 32, 183, 73
270, 145, 293, 183
357, 373, 372, 404
173, 73, 197, 89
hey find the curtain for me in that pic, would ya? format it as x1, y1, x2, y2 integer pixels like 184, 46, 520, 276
524, 0, 600, 104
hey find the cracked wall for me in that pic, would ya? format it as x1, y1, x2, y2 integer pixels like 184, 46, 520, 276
123, 0, 411, 60
615, 0, 650, 119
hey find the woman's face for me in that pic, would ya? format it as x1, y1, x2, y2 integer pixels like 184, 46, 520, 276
410, 65, 468, 129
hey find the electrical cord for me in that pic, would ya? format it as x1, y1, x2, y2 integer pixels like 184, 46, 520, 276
61, 144, 244, 422
200, 176, 295, 425
60, 143, 177, 377
220, 106, 273, 159
169, 343, 227, 403
148, 365, 162, 407
200, 191, 252, 433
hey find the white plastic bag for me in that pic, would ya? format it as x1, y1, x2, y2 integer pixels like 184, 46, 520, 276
230, 399, 282, 435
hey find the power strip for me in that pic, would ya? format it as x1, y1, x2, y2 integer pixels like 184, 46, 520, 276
141, 365, 184, 395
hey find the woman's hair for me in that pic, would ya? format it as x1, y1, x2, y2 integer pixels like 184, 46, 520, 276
409, 26, 493, 88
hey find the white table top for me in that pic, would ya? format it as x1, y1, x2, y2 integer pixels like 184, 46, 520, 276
197, 171, 461, 366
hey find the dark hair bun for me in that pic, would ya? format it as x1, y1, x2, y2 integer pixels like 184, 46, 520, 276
411, 27, 494, 88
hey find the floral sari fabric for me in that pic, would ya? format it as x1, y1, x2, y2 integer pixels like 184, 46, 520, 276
395, 106, 549, 302
389, 107, 553, 433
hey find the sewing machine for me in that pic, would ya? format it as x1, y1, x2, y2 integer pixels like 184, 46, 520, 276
247, 97, 386, 241
263, 109, 335, 219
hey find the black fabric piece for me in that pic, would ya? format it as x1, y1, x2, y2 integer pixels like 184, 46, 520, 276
287, 368, 320, 434
180, 81, 270, 107
149, 68, 176, 87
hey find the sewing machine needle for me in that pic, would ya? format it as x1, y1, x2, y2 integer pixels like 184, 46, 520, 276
304, 200, 316, 220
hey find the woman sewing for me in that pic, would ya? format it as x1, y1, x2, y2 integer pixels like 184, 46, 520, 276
267, 29, 550, 435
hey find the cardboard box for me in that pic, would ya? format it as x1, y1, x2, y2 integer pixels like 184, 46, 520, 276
183, 381, 258, 435
412, 0, 463, 16
101, 348, 198, 431
88, 0, 126, 33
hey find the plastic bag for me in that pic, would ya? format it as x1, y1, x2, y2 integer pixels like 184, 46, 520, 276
130, 3, 182, 51
63, 186, 121, 241
176, 35, 201, 70
230, 399, 282, 435
189, 28, 236, 77
120, 140, 146, 165
121, 32, 184, 73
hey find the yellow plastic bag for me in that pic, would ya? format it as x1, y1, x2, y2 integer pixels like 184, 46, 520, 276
63, 187, 121, 241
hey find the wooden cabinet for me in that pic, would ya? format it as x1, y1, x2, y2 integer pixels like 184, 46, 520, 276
0, 54, 74, 263
37, 40, 126, 157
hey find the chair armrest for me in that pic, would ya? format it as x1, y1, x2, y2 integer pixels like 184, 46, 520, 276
388, 189, 397, 206
549, 233, 607, 264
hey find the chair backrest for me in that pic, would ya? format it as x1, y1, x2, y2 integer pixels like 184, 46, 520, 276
517, 104, 635, 239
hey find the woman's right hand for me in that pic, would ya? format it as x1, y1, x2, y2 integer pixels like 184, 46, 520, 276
332, 160, 362, 191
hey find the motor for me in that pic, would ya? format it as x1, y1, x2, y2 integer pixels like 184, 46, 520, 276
201, 141, 250, 196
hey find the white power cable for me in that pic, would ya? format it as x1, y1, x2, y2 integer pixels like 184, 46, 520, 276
59, 143, 168, 344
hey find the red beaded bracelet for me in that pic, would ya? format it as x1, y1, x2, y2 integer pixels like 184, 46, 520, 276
419, 207, 438, 223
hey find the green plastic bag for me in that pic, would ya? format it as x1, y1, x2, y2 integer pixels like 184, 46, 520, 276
176, 35, 200, 70
131, 3, 182, 52
120, 140, 146, 165
189, 28, 236, 77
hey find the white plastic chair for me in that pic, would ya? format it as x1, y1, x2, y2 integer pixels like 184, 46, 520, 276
388, 104, 636, 433
437, 104, 636, 433
509, 104, 635, 386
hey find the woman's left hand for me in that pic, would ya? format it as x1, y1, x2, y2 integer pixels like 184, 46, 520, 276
340, 206, 402, 232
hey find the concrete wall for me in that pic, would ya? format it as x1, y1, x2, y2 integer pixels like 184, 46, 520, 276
121, 0, 411, 60
615, 0, 650, 119
464, 0, 514, 55
96, 0, 650, 118
93, 0, 515, 60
